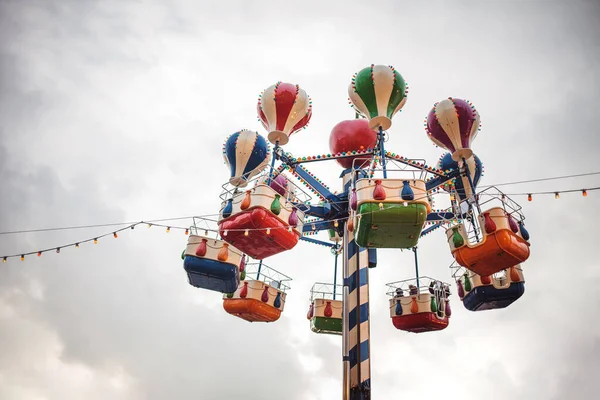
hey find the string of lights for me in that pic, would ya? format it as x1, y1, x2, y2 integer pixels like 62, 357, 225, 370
3, 169, 595, 237
1, 173, 597, 262
1, 221, 191, 263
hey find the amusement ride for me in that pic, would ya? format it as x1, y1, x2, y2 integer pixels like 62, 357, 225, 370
180, 64, 533, 399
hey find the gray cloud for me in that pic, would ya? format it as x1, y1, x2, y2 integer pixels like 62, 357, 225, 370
1, 0, 599, 399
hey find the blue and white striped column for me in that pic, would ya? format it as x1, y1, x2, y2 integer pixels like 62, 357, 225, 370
342, 170, 371, 399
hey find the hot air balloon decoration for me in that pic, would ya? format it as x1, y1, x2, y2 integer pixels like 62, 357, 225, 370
257, 82, 312, 145
223, 130, 271, 187
348, 64, 408, 130
426, 98, 481, 162
437, 152, 483, 202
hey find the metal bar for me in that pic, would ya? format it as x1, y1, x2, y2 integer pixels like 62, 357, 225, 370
301, 219, 333, 234
333, 249, 339, 300
294, 164, 341, 207
426, 212, 455, 221
462, 157, 482, 215
420, 222, 444, 237
292, 152, 375, 165
413, 247, 420, 290
299, 236, 336, 248
292, 203, 332, 219
379, 126, 387, 178
266, 141, 279, 186
256, 259, 263, 281
425, 168, 461, 190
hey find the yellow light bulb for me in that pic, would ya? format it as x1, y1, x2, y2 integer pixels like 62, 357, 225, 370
2, 257, 6, 263
266, 228, 271, 235
94, 238, 98, 244
147, 224, 151, 228
378, 202, 383, 210
244, 229, 249, 236
555, 192, 559, 199
75, 243, 79, 248
334, 220, 339, 228
20, 255, 24, 261
166, 227, 171, 233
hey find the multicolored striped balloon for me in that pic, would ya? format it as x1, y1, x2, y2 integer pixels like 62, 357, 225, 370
257, 82, 312, 146
348, 64, 408, 130
222, 130, 270, 187
437, 152, 483, 201
425, 98, 481, 161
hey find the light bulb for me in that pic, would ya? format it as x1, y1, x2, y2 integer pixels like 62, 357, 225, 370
75, 243, 79, 248
147, 224, 151, 228
21, 255, 24, 261
244, 229, 249, 236
288, 226, 292, 232
185, 229, 189, 235
56, 248, 60, 254
113, 232, 118, 238
37, 251, 42, 257
334, 220, 339, 228
555, 192, 559, 199
94, 238, 98, 244
266, 228, 271, 235
2, 257, 6, 263
527, 194, 532, 202
166, 227, 171, 233
378, 202, 383, 210
403, 202, 408, 207
312, 223, 316, 230
583, 189, 587, 197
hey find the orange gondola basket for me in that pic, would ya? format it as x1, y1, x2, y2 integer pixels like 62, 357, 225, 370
223, 262, 291, 323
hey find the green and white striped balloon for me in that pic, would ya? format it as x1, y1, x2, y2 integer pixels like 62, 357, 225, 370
348, 64, 408, 130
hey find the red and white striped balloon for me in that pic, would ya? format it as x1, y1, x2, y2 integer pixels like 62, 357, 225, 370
257, 82, 312, 145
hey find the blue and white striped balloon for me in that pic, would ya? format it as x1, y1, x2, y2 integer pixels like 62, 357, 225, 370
223, 130, 271, 187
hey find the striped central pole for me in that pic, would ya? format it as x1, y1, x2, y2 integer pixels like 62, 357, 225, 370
342, 170, 371, 400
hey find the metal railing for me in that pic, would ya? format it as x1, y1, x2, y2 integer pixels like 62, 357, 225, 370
351, 156, 435, 183
218, 168, 314, 213
243, 261, 292, 292
385, 276, 451, 297
310, 282, 344, 302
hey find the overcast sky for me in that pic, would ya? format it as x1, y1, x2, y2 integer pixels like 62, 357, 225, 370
1, 0, 599, 399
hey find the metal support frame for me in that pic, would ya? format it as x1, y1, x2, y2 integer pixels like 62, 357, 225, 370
269, 145, 463, 399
